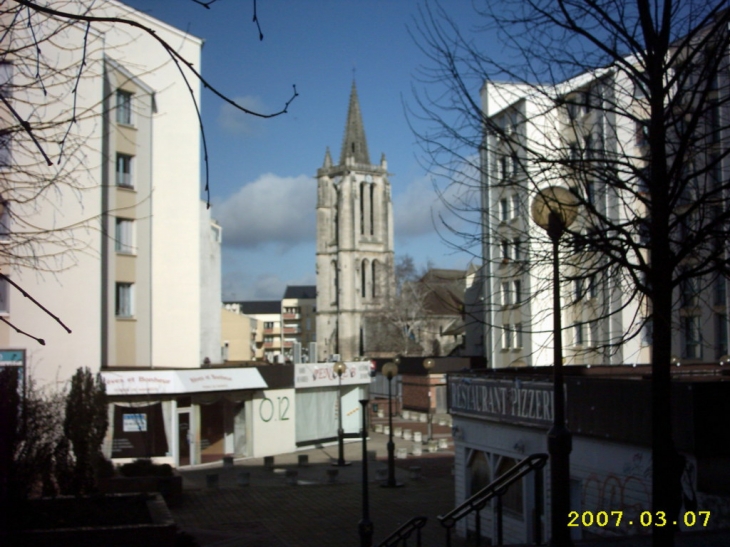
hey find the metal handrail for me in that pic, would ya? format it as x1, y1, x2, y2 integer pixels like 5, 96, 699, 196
377, 516, 428, 547
438, 452, 548, 546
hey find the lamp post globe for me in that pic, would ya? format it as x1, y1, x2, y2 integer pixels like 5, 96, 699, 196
332, 361, 350, 467
531, 186, 578, 547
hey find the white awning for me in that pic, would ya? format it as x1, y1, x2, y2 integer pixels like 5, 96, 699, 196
102, 368, 268, 396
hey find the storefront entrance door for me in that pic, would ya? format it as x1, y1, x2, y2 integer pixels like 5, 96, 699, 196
178, 411, 191, 466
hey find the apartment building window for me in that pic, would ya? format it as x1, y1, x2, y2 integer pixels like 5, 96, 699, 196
502, 324, 512, 349
116, 90, 133, 125
0, 131, 11, 169
0, 62, 11, 99
514, 323, 523, 349
680, 277, 699, 308
585, 180, 596, 205
0, 276, 9, 314
116, 153, 134, 188
115, 218, 135, 254
714, 275, 726, 306
513, 279, 522, 305
642, 317, 653, 345
709, 100, 721, 144
573, 322, 584, 345
683, 315, 701, 359
716, 313, 728, 359
501, 239, 510, 260
584, 135, 594, 159
513, 238, 522, 261
588, 275, 598, 299
115, 282, 134, 317
573, 278, 584, 302
500, 155, 509, 182
501, 281, 512, 306
636, 121, 649, 147
511, 194, 521, 217
500, 198, 510, 222
589, 321, 598, 348
264, 321, 275, 329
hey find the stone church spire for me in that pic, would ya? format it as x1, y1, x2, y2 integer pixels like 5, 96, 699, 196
339, 81, 371, 166
316, 83, 395, 362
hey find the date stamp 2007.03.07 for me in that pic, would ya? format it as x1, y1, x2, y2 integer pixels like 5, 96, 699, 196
568, 510, 710, 529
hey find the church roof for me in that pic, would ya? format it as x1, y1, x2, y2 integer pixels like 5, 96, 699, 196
339, 81, 371, 166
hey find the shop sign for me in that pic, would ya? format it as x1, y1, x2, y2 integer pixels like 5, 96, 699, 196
449, 377, 555, 427
295, 362, 372, 388
102, 368, 267, 396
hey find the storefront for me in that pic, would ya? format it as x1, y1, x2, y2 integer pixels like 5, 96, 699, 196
294, 361, 372, 447
102, 368, 267, 467
448, 366, 730, 545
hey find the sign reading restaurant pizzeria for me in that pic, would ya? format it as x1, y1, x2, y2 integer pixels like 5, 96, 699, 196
449, 377, 555, 427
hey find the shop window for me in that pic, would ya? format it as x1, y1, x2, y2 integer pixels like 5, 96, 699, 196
496, 456, 524, 519
468, 450, 491, 496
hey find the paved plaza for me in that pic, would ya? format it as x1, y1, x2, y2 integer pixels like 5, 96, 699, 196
170, 414, 730, 547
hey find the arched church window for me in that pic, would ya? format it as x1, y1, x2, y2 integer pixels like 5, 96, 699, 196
360, 182, 365, 235
372, 260, 378, 298
332, 260, 338, 305
370, 183, 375, 235
361, 259, 369, 298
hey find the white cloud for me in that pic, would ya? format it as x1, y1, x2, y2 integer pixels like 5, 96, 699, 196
217, 95, 268, 136
215, 173, 316, 249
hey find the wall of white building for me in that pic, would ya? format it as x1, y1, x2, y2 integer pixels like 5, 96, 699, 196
1, 1, 203, 388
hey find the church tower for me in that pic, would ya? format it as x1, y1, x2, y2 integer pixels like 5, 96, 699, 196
316, 82, 395, 361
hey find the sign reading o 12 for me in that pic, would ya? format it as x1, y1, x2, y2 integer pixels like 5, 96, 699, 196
259, 396, 290, 422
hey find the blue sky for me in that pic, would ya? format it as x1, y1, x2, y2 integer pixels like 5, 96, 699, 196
123, 0, 486, 300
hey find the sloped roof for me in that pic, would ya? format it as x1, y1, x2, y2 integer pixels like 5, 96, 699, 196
339, 81, 371, 165
236, 301, 281, 315
283, 285, 317, 299
419, 269, 466, 316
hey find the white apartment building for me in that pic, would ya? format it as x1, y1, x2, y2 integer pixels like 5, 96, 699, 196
476, 63, 727, 369
0, 1, 204, 388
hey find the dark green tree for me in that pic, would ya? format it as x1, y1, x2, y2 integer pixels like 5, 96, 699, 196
64, 367, 108, 495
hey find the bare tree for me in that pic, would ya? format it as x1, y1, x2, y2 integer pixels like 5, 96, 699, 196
366, 255, 466, 357
411, 1, 730, 545
0, 0, 297, 344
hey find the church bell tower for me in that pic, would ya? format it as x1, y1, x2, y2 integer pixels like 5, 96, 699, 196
316, 82, 395, 361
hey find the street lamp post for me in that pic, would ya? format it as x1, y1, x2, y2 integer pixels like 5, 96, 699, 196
358, 399, 373, 547
531, 186, 578, 547
423, 358, 435, 442
332, 361, 350, 467
381, 360, 402, 487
